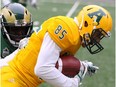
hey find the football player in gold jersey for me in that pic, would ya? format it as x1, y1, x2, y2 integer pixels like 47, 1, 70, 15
0, 5, 112, 87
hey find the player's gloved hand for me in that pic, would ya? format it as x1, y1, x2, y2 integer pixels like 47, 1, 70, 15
75, 60, 99, 82
19, 38, 29, 49
82, 60, 99, 76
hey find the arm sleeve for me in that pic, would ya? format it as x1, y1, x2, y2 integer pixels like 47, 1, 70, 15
34, 32, 80, 87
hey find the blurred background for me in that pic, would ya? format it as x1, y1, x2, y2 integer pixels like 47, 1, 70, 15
1, 0, 115, 87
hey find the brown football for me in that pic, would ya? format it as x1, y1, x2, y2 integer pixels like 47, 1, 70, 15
55, 55, 81, 78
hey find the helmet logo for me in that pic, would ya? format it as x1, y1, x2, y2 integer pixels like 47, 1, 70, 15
88, 9, 106, 25
2, 47, 9, 58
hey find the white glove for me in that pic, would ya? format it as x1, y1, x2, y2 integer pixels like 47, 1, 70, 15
75, 60, 99, 82
19, 37, 29, 49
82, 60, 99, 76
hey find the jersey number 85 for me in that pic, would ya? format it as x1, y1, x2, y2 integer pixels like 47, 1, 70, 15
55, 25, 67, 39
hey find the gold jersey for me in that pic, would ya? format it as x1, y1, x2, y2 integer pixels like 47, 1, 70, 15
6, 16, 81, 87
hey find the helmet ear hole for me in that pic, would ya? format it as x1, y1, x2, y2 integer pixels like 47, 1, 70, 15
25, 10, 28, 15
84, 21, 88, 27
8, 11, 12, 16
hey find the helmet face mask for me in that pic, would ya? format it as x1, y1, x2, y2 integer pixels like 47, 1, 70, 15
1, 3, 33, 47
2, 21, 33, 40
83, 28, 109, 54
75, 5, 112, 54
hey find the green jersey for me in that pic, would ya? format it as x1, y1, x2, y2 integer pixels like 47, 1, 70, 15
1, 26, 39, 58
1, 33, 17, 58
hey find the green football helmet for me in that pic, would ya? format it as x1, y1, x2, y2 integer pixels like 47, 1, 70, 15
1, 3, 33, 47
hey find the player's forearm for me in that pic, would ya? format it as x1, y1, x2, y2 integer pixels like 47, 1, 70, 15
35, 66, 79, 87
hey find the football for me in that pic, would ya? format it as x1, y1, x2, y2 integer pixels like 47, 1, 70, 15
55, 55, 81, 78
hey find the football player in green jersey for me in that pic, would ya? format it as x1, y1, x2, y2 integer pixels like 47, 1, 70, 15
1, 3, 33, 58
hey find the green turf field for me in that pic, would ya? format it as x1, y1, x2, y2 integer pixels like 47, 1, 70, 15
27, 0, 115, 87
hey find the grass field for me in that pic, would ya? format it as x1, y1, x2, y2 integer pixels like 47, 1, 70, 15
27, 0, 115, 87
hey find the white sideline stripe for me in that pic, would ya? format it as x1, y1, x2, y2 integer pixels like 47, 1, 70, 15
58, 58, 63, 72
66, 0, 80, 17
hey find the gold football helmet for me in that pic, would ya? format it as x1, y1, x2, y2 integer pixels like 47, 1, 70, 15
74, 5, 112, 54
1, 3, 33, 47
